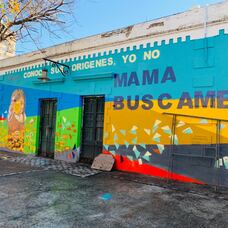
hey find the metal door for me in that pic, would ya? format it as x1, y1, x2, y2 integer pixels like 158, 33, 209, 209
38, 99, 57, 158
81, 96, 105, 162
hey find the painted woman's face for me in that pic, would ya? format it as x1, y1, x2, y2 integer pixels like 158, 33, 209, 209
7, 89, 26, 152
13, 99, 23, 114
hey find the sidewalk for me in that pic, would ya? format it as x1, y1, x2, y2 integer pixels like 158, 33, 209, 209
0, 151, 101, 178
0, 151, 227, 195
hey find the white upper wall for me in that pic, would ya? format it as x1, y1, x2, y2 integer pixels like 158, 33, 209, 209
0, 39, 16, 60
1, 1, 228, 72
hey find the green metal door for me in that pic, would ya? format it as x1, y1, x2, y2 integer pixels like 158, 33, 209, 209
38, 99, 57, 158
81, 96, 105, 162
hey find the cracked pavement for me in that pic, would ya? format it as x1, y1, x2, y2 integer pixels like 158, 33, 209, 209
0, 159, 227, 228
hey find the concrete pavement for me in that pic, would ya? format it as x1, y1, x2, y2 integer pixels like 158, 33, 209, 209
0, 159, 227, 228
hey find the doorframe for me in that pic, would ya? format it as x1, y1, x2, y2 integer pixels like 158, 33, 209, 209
80, 95, 105, 162
37, 98, 58, 158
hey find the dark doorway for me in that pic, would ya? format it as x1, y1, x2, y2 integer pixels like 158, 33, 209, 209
38, 99, 57, 158
80, 96, 105, 163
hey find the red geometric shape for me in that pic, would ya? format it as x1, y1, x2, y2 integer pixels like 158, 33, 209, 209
102, 150, 204, 185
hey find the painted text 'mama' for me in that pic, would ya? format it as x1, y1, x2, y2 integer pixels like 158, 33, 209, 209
114, 67, 176, 88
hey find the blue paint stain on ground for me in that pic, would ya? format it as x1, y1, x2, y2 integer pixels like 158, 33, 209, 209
99, 193, 112, 201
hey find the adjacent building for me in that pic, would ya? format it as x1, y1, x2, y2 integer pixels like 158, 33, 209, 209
0, 38, 16, 60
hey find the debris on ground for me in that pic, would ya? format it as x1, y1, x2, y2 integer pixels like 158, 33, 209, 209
91, 154, 115, 171
99, 193, 113, 201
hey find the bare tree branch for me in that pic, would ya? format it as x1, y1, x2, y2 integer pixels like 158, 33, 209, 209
0, 0, 73, 42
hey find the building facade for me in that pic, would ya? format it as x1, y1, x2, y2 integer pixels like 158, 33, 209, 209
0, 38, 16, 60
0, 2, 228, 187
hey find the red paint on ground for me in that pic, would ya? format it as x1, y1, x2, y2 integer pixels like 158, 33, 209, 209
103, 150, 204, 185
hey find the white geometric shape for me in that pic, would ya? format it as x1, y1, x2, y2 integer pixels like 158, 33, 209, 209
144, 129, 151, 135
153, 133, 161, 142
176, 120, 185, 128
131, 125, 138, 131
138, 158, 143, 165
169, 135, 178, 145
157, 144, 165, 154
154, 120, 162, 127
199, 119, 208, 124
144, 151, 152, 157
182, 127, 193, 134
133, 145, 137, 152
112, 124, 116, 132
161, 126, 172, 135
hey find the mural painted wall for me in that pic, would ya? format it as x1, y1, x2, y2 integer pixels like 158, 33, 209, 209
0, 29, 228, 186
55, 107, 82, 162
7, 89, 26, 152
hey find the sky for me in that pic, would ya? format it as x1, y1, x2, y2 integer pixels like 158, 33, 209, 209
16, 0, 223, 54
